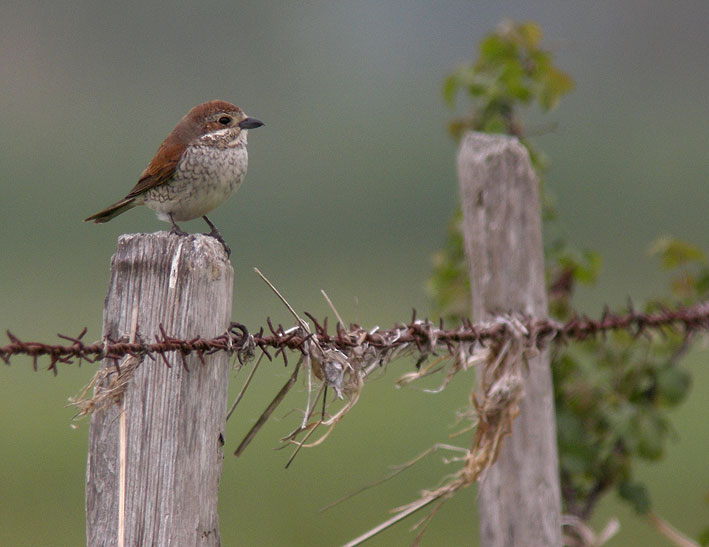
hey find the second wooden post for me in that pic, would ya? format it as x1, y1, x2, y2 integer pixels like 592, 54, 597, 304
458, 132, 562, 546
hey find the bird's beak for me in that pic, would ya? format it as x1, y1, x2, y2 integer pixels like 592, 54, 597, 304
239, 117, 264, 129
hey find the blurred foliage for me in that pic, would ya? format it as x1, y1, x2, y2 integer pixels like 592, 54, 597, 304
552, 238, 701, 519
442, 19, 573, 140
431, 19, 701, 534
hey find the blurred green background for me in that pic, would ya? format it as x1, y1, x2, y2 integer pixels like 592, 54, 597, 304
1, 1, 707, 545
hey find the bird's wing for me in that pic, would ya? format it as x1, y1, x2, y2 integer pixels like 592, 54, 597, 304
125, 141, 184, 198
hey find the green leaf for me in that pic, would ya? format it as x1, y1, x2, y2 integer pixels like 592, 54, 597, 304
694, 269, 709, 295
575, 251, 602, 284
499, 64, 532, 102
516, 21, 542, 50
442, 74, 460, 107
649, 236, 706, 269
656, 366, 692, 406
635, 414, 665, 460
539, 67, 575, 111
607, 402, 636, 440
479, 35, 517, 65
618, 480, 652, 514
552, 247, 601, 285
480, 116, 507, 134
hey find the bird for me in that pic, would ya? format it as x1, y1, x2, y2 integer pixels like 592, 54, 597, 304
84, 100, 264, 256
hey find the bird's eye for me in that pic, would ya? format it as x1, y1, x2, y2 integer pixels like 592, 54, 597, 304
218, 116, 231, 125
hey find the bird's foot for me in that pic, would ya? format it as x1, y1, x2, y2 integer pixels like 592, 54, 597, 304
169, 226, 189, 237
168, 214, 188, 237
202, 216, 231, 258
205, 229, 231, 257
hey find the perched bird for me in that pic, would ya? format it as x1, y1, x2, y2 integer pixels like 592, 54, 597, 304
84, 100, 263, 256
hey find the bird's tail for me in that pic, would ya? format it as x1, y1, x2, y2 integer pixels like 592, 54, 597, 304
84, 197, 138, 223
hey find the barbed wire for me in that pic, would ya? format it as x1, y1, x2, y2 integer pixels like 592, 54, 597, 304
2, 301, 709, 374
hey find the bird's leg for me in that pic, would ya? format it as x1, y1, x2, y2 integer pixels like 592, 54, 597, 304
202, 215, 231, 257
168, 213, 188, 236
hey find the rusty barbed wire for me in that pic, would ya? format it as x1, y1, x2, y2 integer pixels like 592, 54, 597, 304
2, 301, 709, 373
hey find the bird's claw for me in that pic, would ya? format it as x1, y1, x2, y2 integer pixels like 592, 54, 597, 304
201, 216, 231, 258
169, 226, 189, 237
204, 229, 231, 258
168, 213, 188, 237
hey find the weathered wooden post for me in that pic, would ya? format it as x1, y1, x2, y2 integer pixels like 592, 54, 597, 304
86, 233, 233, 546
457, 133, 562, 546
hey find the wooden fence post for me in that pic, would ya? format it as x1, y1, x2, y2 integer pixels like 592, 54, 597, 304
457, 132, 562, 546
85, 233, 233, 547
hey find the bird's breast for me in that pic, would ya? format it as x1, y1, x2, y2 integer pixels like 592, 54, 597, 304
144, 144, 248, 221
